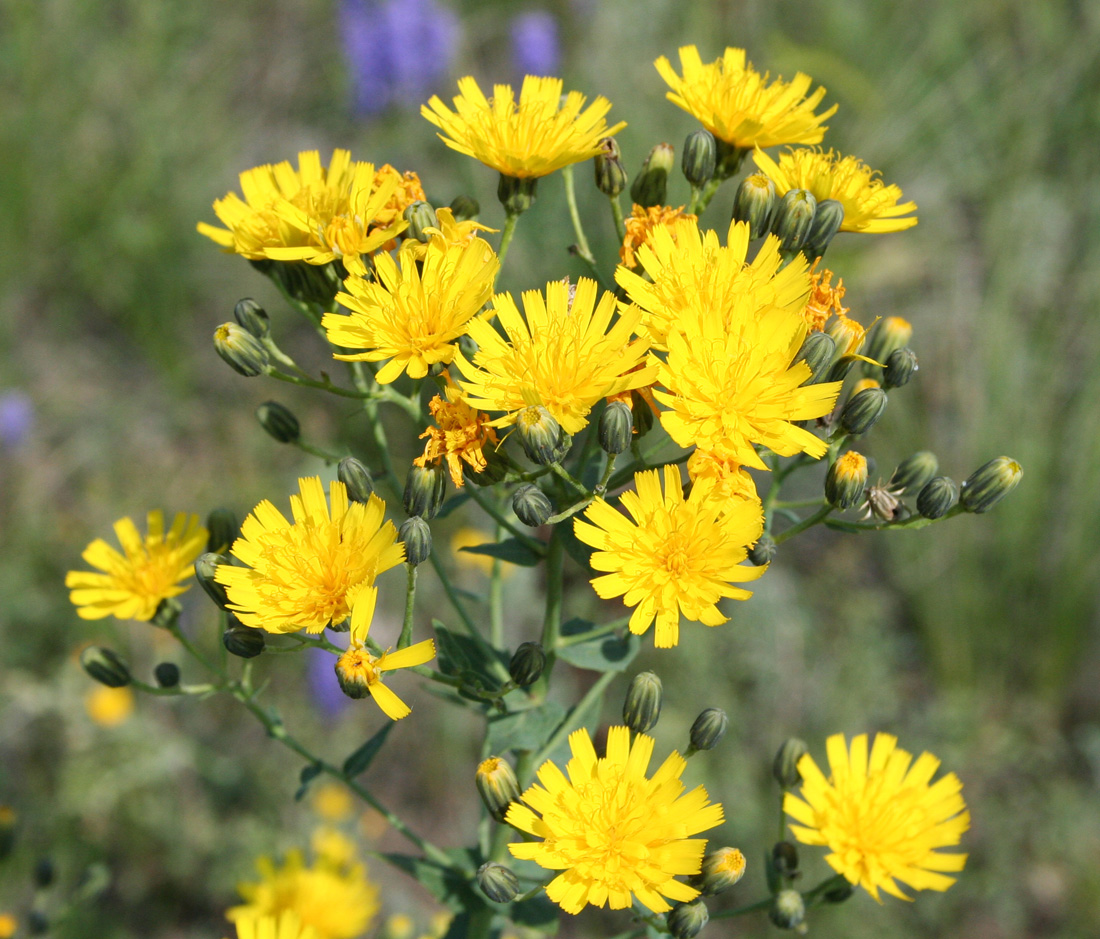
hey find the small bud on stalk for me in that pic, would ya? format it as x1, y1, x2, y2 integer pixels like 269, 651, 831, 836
398, 517, 432, 567
512, 484, 553, 527
233, 298, 270, 338
839, 387, 888, 436
960, 456, 1023, 513
214, 322, 269, 377
916, 476, 959, 519
822, 877, 855, 903
772, 840, 800, 879
688, 707, 729, 752
338, 457, 375, 503
33, 858, 55, 889
864, 316, 913, 369
594, 137, 628, 198
508, 642, 546, 687
80, 647, 132, 687
256, 401, 300, 444
825, 452, 869, 510
599, 400, 634, 455
476, 862, 520, 903
889, 451, 939, 495
748, 535, 776, 567
883, 348, 918, 390
793, 331, 836, 384
682, 129, 716, 188
732, 172, 777, 240
403, 463, 446, 520
692, 847, 746, 896
516, 406, 571, 465
154, 662, 180, 688
623, 671, 663, 733
449, 194, 480, 221
223, 624, 265, 659
630, 389, 654, 437
801, 198, 845, 260
195, 552, 230, 608
773, 738, 809, 789
668, 899, 709, 939
403, 201, 438, 243
497, 174, 538, 215
476, 756, 521, 822
205, 507, 238, 554
769, 889, 806, 929
771, 189, 817, 253
630, 143, 675, 208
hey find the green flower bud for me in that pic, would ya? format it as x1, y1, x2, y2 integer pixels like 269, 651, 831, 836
732, 172, 776, 240
667, 899, 709, 939
714, 138, 748, 179
916, 476, 959, 519
864, 316, 913, 368
770, 189, 817, 253
256, 401, 300, 444
883, 348, 918, 390
512, 484, 553, 527
689, 708, 728, 752
33, 858, 55, 889
28, 911, 49, 935
195, 552, 230, 609
403, 200, 438, 243
748, 535, 776, 567
822, 878, 855, 903
825, 451, 869, 510
154, 662, 180, 688
793, 332, 836, 385
773, 738, 809, 789
222, 624, 266, 659
403, 463, 447, 520
214, 322, 270, 377
630, 389, 655, 437
497, 174, 538, 215
826, 354, 859, 383
476, 756, 521, 823
630, 142, 675, 208
960, 456, 1023, 514
769, 889, 805, 930
233, 297, 270, 339
515, 406, 570, 465
449, 194, 480, 221
772, 840, 800, 878
252, 258, 339, 305
594, 137, 628, 198
682, 129, 716, 187
338, 457, 375, 504
398, 516, 432, 567
80, 647, 132, 688
151, 598, 182, 628
599, 400, 634, 455
623, 670, 663, 734
889, 451, 939, 495
508, 641, 547, 687
333, 646, 373, 699
801, 198, 845, 260
476, 862, 520, 904
692, 847, 746, 896
839, 387, 888, 436
205, 507, 239, 554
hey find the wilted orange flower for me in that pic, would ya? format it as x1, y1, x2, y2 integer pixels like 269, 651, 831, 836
619, 204, 697, 268
414, 386, 499, 487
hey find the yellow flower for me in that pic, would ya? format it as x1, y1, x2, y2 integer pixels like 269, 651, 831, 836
66, 511, 207, 621
450, 527, 515, 578
414, 386, 499, 488
507, 726, 725, 914
228, 845, 379, 939
325, 234, 499, 384
370, 165, 428, 232
311, 828, 358, 870
574, 466, 766, 648
84, 686, 134, 727
655, 46, 835, 151
215, 478, 404, 635
456, 278, 656, 435
233, 912, 318, 939
422, 76, 626, 179
619, 204, 696, 268
617, 218, 811, 349
312, 783, 355, 822
686, 448, 759, 507
785, 733, 970, 901
399, 207, 497, 262
0, 915, 16, 939
753, 148, 918, 233
804, 262, 847, 331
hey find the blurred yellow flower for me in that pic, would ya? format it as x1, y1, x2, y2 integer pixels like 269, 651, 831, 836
507, 726, 724, 913
0, 914, 16, 939
84, 686, 134, 727
66, 511, 207, 622
233, 912, 318, 939
422, 76, 626, 179
450, 527, 514, 578
785, 733, 970, 901
619, 204, 696, 268
414, 387, 499, 488
311, 783, 354, 822
311, 828, 358, 870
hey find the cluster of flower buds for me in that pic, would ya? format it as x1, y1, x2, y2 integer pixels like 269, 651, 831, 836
732, 176, 845, 259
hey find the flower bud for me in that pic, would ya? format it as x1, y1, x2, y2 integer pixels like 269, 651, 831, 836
338, 457, 375, 503
214, 322, 270, 377
682, 129, 716, 187
399, 517, 432, 567
826, 354, 858, 383
256, 401, 300, 444
497, 174, 538, 215
515, 406, 570, 465
476, 862, 520, 904
772, 840, 799, 878
748, 535, 776, 567
801, 198, 845, 260
769, 889, 805, 930
882, 348, 918, 390
825, 451, 868, 510
693, 847, 746, 896
333, 647, 375, 699
599, 400, 634, 455
714, 138, 748, 178
773, 738, 809, 789
33, 858, 55, 888
689, 707, 728, 752
668, 900, 709, 939
205, 507, 239, 554
508, 642, 546, 687
195, 552, 230, 609
960, 456, 1023, 514
630, 389, 655, 437
80, 647, 132, 688
916, 476, 959, 519
27, 911, 48, 935
732, 172, 776, 240
232, 298, 270, 339
403, 200, 438, 243
839, 387, 888, 436
154, 662, 180, 688
403, 463, 447, 520
822, 878, 855, 903
223, 624, 266, 659
889, 451, 939, 495
594, 137, 628, 198
449, 194, 480, 221
864, 316, 913, 367
151, 597, 183, 628
476, 757, 521, 823
622, 671, 663, 734
630, 142, 675, 208
792, 331, 835, 383
512, 484, 553, 527
770, 189, 817, 253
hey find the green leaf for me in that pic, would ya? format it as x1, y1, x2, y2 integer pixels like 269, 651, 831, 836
486, 701, 566, 753
557, 631, 640, 673
459, 537, 543, 566
510, 893, 558, 933
433, 621, 508, 688
380, 852, 484, 914
436, 492, 471, 519
293, 761, 324, 801
342, 722, 393, 777
557, 520, 594, 573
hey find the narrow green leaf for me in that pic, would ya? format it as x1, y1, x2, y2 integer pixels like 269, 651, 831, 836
486, 701, 566, 753
342, 722, 393, 777
459, 537, 543, 566
557, 632, 640, 673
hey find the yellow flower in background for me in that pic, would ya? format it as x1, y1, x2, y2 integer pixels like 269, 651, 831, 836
325, 234, 499, 384
66, 511, 207, 621
686, 448, 759, 507
312, 783, 354, 822
655, 46, 835, 151
753, 148, 918, 233
619, 204, 696, 268
507, 726, 724, 914
85, 686, 134, 727
0, 914, 15, 939
785, 733, 970, 901
422, 76, 626, 179
398, 207, 497, 262
216, 478, 404, 634
456, 278, 656, 435
450, 527, 515, 578
233, 912, 318, 939
414, 386, 499, 488
574, 467, 766, 648
311, 828, 358, 870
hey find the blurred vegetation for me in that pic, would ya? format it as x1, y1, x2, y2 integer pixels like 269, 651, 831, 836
1, 0, 1098, 937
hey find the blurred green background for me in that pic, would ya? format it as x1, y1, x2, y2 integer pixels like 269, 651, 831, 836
2, 0, 1099, 936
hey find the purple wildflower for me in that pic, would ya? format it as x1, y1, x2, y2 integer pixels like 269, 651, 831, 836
510, 10, 560, 78
308, 640, 351, 718
0, 391, 32, 449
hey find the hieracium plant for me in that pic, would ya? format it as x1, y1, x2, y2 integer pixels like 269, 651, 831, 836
59, 43, 1022, 939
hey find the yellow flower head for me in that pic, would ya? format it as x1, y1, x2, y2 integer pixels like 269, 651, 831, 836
574, 466, 766, 648
0, 914, 15, 939
66, 511, 207, 621
619, 204, 697, 269
785, 733, 970, 901
507, 726, 725, 914
686, 448, 759, 507
84, 686, 135, 727
655, 46, 836, 151
233, 912, 318, 939
311, 783, 355, 822
617, 218, 811, 349
450, 527, 515, 578
325, 234, 499, 384
215, 478, 404, 634
332, 586, 436, 720
399, 207, 497, 262
754, 148, 918, 234
456, 278, 656, 435
804, 262, 847, 331
371, 165, 428, 231
414, 385, 499, 488
422, 76, 626, 179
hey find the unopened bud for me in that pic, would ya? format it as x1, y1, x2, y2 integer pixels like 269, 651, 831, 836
630, 389, 655, 437
333, 647, 375, 699
864, 316, 913, 367
889, 451, 939, 495
769, 889, 805, 930
668, 899, 709, 939
826, 354, 858, 383
476, 862, 520, 903
33, 858, 55, 889
682, 129, 716, 188
27, 911, 49, 935
689, 707, 728, 752
80, 647, 131, 687
822, 878, 855, 903
153, 662, 180, 688
512, 484, 553, 527
222, 624, 265, 659
403, 201, 438, 243
338, 457, 375, 503
630, 143, 675, 208
748, 535, 776, 567
793, 331, 836, 384
772, 841, 800, 878
622, 671, 663, 734
476, 757, 520, 823
233, 297, 270, 338
497, 174, 538, 215
839, 387, 888, 436
403, 463, 446, 520
801, 198, 845, 260
960, 456, 1023, 513
399, 517, 432, 566
195, 552, 230, 609
916, 476, 959, 519
205, 507, 238, 554
599, 400, 634, 455
515, 406, 570, 465
508, 642, 546, 687
773, 738, 809, 789
256, 401, 300, 444
694, 847, 746, 896
214, 322, 269, 377
594, 137, 628, 198
825, 452, 869, 509
771, 189, 817, 253
732, 172, 776, 240
883, 348, 918, 390
449, 194, 480, 221
151, 598, 182, 628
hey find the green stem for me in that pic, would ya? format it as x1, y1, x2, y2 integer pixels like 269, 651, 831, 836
774, 504, 833, 545
562, 164, 595, 264
464, 484, 545, 555
267, 368, 372, 399
539, 530, 565, 661
687, 183, 704, 216
710, 896, 774, 920
555, 615, 630, 648
498, 212, 520, 267
489, 521, 504, 650
609, 194, 627, 242
607, 448, 691, 491
427, 551, 511, 683
399, 564, 417, 649
528, 669, 617, 775
548, 460, 588, 495
295, 440, 343, 464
